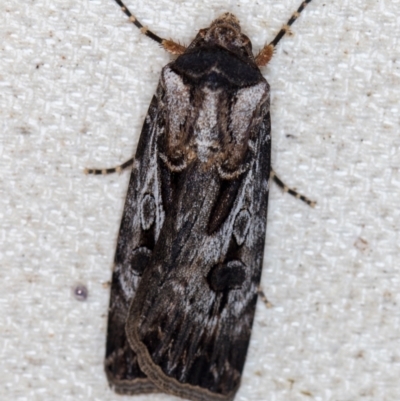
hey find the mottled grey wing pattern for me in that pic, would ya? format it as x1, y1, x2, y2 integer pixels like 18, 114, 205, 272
96, 0, 316, 398
104, 94, 165, 394
105, 12, 271, 401
124, 50, 271, 400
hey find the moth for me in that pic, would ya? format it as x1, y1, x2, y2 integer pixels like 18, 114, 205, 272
86, 1, 315, 400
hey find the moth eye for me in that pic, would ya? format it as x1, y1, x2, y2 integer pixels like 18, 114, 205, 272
140, 194, 156, 230
207, 260, 246, 292
129, 246, 152, 276
233, 209, 251, 246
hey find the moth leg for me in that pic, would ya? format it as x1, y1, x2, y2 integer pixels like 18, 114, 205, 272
258, 288, 273, 308
271, 169, 316, 207
113, 0, 186, 55
84, 158, 134, 175
255, 0, 312, 66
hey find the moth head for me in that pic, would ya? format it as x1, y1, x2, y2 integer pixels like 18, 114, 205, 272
197, 13, 253, 59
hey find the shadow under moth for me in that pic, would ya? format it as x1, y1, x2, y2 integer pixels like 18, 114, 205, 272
86, 1, 315, 400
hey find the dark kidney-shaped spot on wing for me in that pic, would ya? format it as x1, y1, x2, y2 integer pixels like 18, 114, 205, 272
207, 260, 246, 292
140, 194, 156, 230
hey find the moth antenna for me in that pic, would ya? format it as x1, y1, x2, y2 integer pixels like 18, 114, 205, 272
256, 0, 312, 66
113, 0, 186, 54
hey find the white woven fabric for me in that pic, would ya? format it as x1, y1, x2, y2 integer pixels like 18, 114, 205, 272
1, 0, 400, 400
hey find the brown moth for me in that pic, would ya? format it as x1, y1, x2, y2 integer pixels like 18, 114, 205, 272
86, 1, 314, 400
